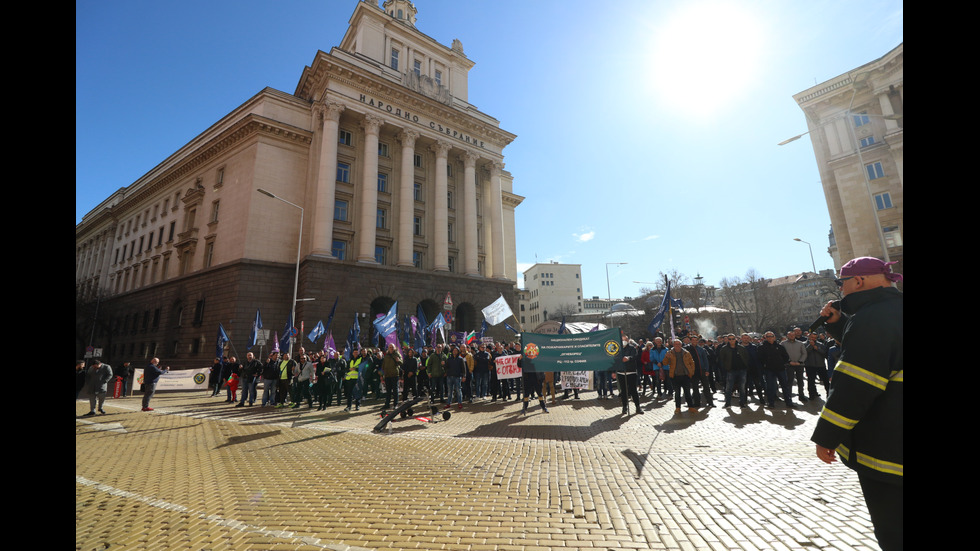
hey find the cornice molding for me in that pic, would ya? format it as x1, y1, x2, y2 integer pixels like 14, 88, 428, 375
79, 115, 313, 235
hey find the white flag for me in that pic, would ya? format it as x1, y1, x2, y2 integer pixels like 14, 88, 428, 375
482, 294, 514, 325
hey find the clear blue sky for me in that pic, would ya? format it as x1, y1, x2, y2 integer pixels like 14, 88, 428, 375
76, 0, 903, 299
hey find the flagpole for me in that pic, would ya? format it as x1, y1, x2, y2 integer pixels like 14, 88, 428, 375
257, 188, 303, 358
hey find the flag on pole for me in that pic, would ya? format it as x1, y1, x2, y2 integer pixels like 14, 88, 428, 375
647, 282, 684, 334
308, 320, 325, 343
558, 316, 567, 335
216, 323, 229, 360
373, 302, 398, 338
324, 332, 337, 357
280, 318, 293, 353
504, 322, 519, 335
481, 294, 514, 325
248, 309, 262, 350
324, 296, 339, 333
429, 313, 446, 346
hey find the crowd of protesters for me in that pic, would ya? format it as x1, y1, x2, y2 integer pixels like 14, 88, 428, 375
197, 325, 835, 416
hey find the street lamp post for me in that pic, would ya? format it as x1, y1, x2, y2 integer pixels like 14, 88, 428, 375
793, 238, 817, 274
606, 262, 627, 301
257, 188, 303, 357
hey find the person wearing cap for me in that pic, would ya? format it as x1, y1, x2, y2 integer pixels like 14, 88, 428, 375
811, 257, 903, 551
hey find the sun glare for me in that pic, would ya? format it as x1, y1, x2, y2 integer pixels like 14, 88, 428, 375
648, 1, 767, 119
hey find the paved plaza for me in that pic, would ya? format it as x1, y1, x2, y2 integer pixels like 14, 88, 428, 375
76, 389, 881, 551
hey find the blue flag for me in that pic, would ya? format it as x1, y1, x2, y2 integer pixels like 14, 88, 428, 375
280, 317, 293, 353
324, 296, 339, 334
308, 320, 325, 343
504, 322, 519, 335
647, 283, 684, 334
429, 313, 446, 345
558, 315, 566, 335
216, 323, 229, 360
373, 302, 398, 338
248, 309, 262, 350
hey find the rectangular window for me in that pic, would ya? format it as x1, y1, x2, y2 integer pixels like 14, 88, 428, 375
377, 173, 388, 193
216, 167, 224, 186
375, 246, 387, 265
390, 48, 399, 70
447, 164, 454, 177
339, 129, 352, 146
853, 112, 870, 127
193, 299, 205, 326
334, 199, 348, 221
210, 200, 220, 223
447, 190, 454, 209
377, 208, 387, 229
882, 226, 902, 248
138, 236, 144, 254
448, 256, 456, 273
378, 142, 389, 157
448, 222, 455, 242
865, 161, 885, 180
158, 227, 164, 247
414, 215, 423, 236
337, 162, 350, 183
859, 136, 876, 148
874, 192, 893, 210
168, 221, 176, 242
204, 241, 215, 268
414, 182, 423, 201
413, 59, 422, 76
435, 70, 442, 86
414, 153, 423, 168
147, 233, 153, 251
413, 251, 423, 269
332, 240, 347, 260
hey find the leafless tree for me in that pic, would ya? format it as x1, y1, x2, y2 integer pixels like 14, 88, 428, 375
719, 269, 797, 334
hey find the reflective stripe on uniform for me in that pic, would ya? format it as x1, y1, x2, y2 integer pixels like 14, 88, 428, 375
837, 444, 903, 477
834, 361, 888, 391
889, 370, 903, 383
819, 407, 858, 430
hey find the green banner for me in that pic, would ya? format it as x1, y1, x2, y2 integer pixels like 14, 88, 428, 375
520, 328, 624, 372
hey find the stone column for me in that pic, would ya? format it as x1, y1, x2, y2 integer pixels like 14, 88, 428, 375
877, 93, 899, 132
461, 151, 479, 276
431, 140, 451, 271
357, 114, 384, 263
487, 162, 506, 278
397, 130, 419, 267
311, 102, 344, 257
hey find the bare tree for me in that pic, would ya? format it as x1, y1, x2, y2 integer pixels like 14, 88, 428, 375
719, 269, 796, 334
550, 303, 580, 320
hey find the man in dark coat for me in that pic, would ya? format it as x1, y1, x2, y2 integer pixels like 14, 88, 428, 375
811, 257, 903, 551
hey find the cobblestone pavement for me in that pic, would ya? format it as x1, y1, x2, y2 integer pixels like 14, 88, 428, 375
77, 389, 881, 551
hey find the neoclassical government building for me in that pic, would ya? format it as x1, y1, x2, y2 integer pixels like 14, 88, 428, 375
75, 0, 523, 367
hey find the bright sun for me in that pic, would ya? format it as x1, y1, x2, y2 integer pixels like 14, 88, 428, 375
648, 1, 767, 119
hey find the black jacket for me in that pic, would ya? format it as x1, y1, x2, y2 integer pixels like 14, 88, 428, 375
811, 287, 903, 486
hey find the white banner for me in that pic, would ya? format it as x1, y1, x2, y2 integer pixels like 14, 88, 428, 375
134, 367, 210, 391
560, 371, 590, 390
494, 354, 522, 380
482, 295, 514, 326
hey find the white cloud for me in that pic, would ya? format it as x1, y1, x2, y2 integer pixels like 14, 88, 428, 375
574, 231, 595, 242
642, 235, 660, 241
